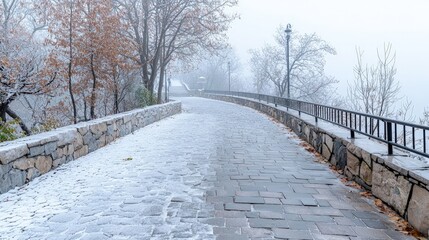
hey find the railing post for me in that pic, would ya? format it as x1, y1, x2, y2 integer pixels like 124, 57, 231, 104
387, 121, 393, 155
274, 97, 277, 107
314, 105, 318, 123
350, 130, 355, 139
298, 102, 301, 117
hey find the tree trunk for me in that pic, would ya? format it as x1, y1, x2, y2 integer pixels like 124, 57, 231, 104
68, 2, 77, 124
0, 105, 6, 121
5, 106, 31, 135
157, 63, 165, 104
89, 53, 97, 119
114, 80, 119, 114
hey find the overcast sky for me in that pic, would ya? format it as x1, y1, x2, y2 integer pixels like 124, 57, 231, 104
228, 0, 429, 117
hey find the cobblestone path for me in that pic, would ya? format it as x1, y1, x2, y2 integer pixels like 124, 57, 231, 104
0, 98, 413, 240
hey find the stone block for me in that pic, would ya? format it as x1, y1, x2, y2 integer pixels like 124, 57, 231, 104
97, 135, 106, 148
29, 145, 45, 157
409, 170, 429, 186
35, 155, 53, 174
90, 123, 107, 138
303, 125, 311, 141
27, 168, 41, 181
77, 125, 89, 135
107, 124, 116, 136
346, 151, 361, 176
407, 185, 429, 236
347, 143, 362, 159
56, 129, 78, 147
9, 169, 25, 189
73, 134, 84, 150
83, 132, 94, 145
359, 162, 372, 186
52, 146, 67, 160
87, 140, 98, 153
53, 156, 66, 168
12, 157, 35, 170
73, 145, 88, 159
333, 140, 347, 170
44, 141, 57, 155
0, 164, 11, 177
372, 163, 412, 216
0, 175, 11, 193
361, 151, 372, 166
0, 144, 29, 164
322, 144, 332, 161
67, 144, 74, 156
324, 134, 334, 152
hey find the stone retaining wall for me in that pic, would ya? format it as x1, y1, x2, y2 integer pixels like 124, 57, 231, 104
205, 94, 429, 236
0, 101, 181, 194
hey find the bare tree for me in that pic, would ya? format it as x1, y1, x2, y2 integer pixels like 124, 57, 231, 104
347, 43, 400, 117
0, 0, 55, 135
249, 26, 337, 103
117, 0, 238, 103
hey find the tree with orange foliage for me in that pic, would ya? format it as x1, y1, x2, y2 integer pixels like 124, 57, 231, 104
46, 0, 134, 122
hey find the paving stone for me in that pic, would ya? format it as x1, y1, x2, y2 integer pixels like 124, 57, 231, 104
241, 227, 272, 238
300, 198, 318, 206
287, 220, 317, 230
260, 191, 283, 198
253, 204, 288, 214
316, 223, 357, 236
361, 219, 387, 229
224, 203, 252, 211
259, 212, 284, 220
283, 206, 343, 216
225, 218, 248, 227
213, 227, 241, 235
202, 218, 225, 227
263, 198, 282, 205
273, 229, 312, 239
236, 191, 260, 197
248, 219, 289, 229
350, 226, 391, 239
216, 234, 249, 240
234, 196, 265, 204
351, 211, 379, 219
301, 215, 334, 223
280, 198, 302, 205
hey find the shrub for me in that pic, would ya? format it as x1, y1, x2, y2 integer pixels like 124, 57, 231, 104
135, 87, 157, 107
0, 118, 21, 142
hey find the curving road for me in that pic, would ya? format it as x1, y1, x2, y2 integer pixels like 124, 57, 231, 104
0, 98, 413, 240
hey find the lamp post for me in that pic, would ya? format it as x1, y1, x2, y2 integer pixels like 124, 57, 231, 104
228, 61, 231, 92
285, 23, 292, 99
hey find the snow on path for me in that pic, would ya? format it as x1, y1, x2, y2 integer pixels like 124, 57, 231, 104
0, 98, 219, 240
0, 97, 413, 240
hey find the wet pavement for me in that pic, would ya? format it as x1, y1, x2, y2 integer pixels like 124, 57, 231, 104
0, 97, 414, 239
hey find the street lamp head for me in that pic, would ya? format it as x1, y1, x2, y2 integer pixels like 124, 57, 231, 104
285, 23, 292, 36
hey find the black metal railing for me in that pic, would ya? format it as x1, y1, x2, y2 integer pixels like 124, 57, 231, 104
205, 90, 429, 159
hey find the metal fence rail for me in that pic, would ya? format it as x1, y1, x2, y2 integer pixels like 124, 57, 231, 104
205, 90, 429, 159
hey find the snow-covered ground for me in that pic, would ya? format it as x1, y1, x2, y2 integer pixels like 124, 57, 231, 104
0, 99, 219, 240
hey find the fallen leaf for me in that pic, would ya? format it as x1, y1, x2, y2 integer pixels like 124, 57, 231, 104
360, 191, 372, 198
123, 157, 133, 161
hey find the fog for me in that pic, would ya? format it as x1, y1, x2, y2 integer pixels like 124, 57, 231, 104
228, 0, 429, 117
